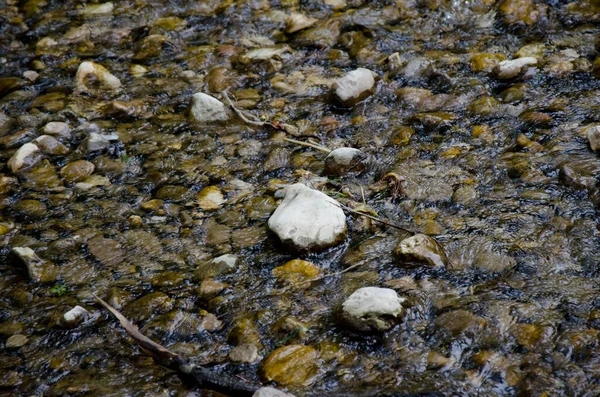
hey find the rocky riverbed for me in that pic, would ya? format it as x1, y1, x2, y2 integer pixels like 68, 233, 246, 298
2, 0, 600, 396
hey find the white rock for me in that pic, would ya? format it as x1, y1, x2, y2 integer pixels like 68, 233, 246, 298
23, 70, 39, 82
43, 121, 71, 139
211, 254, 239, 272
62, 306, 90, 328
75, 61, 122, 92
253, 387, 297, 397
342, 287, 405, 332
330, 68, 376, 107
324, 147, 366, 176
493, 57, 537, 80
190, 93, 229, 123
286, 12, 318, 34
588, 126, 600, 152
268, 183, 347, 251
7, 143, 42, 173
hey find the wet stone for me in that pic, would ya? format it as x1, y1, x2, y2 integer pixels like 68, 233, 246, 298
229, 343, 260, 363
122, 292, 175, 322
273, 259, 320, 285
7, 143, 42, 173
83, 132, 110, 153
195, 254, 239, 280
342, 287, 405, 332
394, 234, 448, 268
60, 160, 95, 184
260, 345, 319, 387
34, 135, 69, 155
61, 306, 90, 329
197, 279, 229, 299
324, 147, 367, 176
43, 121, 70, 139
253, 387, 297, 397
587, 126, 600, 152
11, 247, 58, 283
197, 185, 225, 210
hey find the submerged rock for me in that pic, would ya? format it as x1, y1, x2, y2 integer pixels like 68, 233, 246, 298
190, 93, 229, 123
493, 57, 537, 80
330, 68, 376, 107
60, 160, 95, 184
394, 234, 448, 268
12, 247, 57, 283
260, 345, 319, 386
268, 183, 347, 251
33, 135, 69, 156
195, 254, 239, 280
7, 143, 42, 173
324, 147, 367, 176
229, 343, 260, 363
197, 185, 225, 210
342, 287, 405, 332
61, 306, 90, 329
273, 259, 320, 285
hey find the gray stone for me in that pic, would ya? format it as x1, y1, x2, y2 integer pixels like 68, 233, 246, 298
43, 122, 71, 139
84, 132, 110, 152
330, 68, 376, 107
0, 111, 15, 136
268, 183, 347, 251
342, 287, 405, 332
190, 93, 229, 123
324, 147, 367, 176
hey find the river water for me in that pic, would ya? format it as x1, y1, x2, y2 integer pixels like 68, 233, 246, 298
2, 0, 600, 396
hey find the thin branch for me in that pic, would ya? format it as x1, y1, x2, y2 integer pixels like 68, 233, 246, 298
222, 90, 273, 127
335, 202, 416, 235
281, 137, 332, 153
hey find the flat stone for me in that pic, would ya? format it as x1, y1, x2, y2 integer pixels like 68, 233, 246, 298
197, 185, 225, 210
342, 287, 405, 332
268, 183, 347, 252
5, 334, 28, 349
229, 343, 260, 363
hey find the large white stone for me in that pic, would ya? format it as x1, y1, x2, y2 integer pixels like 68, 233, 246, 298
190, 93, 229, 123
342, 287, 405, 332
268, 183, 346, 251
330, 68, 376, 107
62, 306, 90, 328
7, 143, 42, 173
493, 57, 537, 80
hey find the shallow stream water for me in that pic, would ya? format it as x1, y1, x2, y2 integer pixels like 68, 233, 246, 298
2, 0, 600, 396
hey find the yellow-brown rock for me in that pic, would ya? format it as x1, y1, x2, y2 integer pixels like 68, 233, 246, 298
260, 345, 319, 386
273, 259, 321, 285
